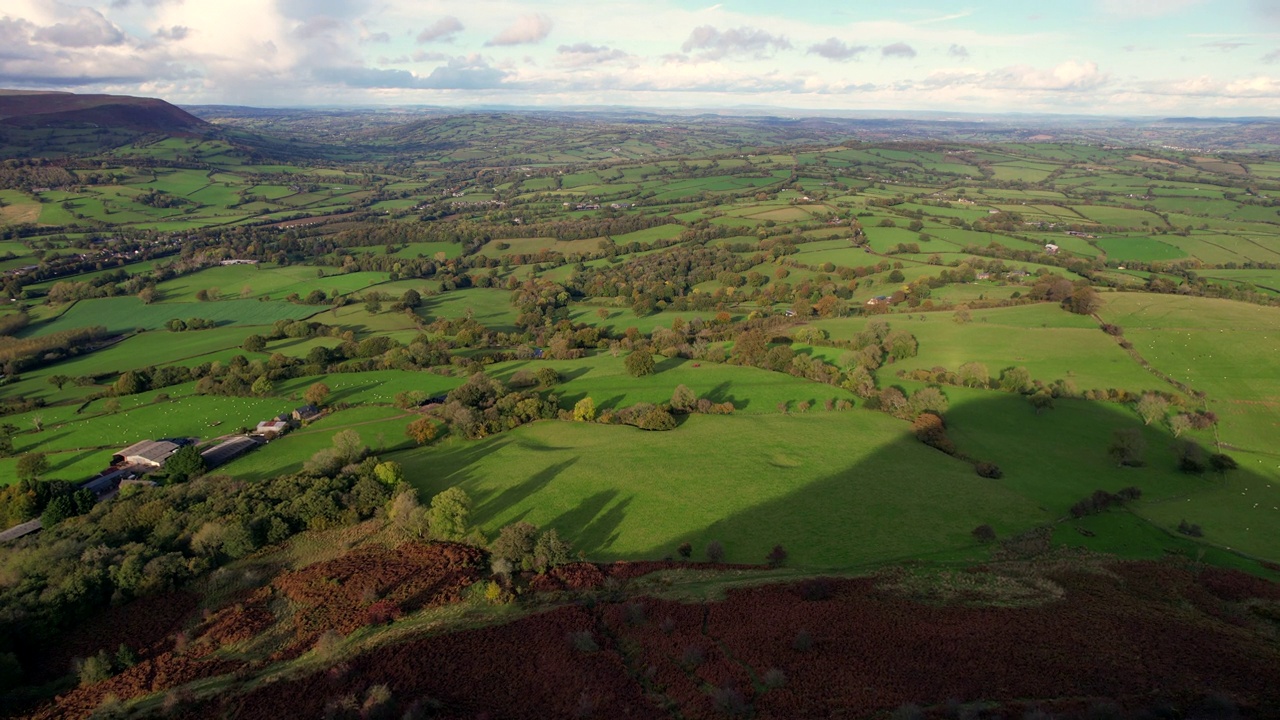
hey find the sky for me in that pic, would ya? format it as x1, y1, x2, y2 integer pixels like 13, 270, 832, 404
3, 0, 1280, 115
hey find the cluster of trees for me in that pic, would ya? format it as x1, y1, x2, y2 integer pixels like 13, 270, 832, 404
0, 475, 93, 527
0, 325, 107, 377
0, 449, 399, 669
433, 372, 559, 440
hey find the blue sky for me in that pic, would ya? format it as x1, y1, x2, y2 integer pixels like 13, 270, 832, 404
2, 0, 1280, 114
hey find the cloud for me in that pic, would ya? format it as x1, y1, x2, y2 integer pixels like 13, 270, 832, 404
948, 44, 969, 58
361, 31, 390, 44
314, 55, 507, 89
680, 25, 791, 60
881, 42, 917, 59
416, 16, 463, 44
1264, 49, 1280, 63
991, 61, 1109, 91
31, 7, 126, 47
151, 25, 189, 42
1252, 0, 1280, 24
555, 43, 631, 68
486, 14, 552, 47
1096, 0, 1203, 17
1201, 40, 1250, 51
807, 38, 867, 61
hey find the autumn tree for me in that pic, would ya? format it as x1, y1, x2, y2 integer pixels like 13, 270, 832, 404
1135, 393, 1169, 425
406, 417, 438, 445
572, 397, 596, 422
16, 452, 48, 480
304, 381, 331, 406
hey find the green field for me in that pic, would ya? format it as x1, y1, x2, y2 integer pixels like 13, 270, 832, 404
24, 297, 321, 336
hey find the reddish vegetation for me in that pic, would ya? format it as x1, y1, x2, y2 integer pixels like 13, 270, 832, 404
272, 541, 485, 650
530, 559, 763, 592
177, 605, 665, 720
28, 591, 198, 684
199, 588, 276, 648
0, 92, 206, 132
167, 559, 1280, 719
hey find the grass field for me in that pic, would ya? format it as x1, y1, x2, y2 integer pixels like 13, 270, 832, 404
24, 297, 321, 336
396, 411, 1041, 568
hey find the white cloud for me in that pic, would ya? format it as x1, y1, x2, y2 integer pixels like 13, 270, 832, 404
807, 38, 868, 61
1096, 0, 1204, 18
680, 25, 791, 60
486, 14, 552, 47
417, 16, 463, 44
882, 42, 917, 59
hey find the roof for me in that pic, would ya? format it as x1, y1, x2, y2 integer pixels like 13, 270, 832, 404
201, 436, 261, 467
116, 439, 180, 464
295, 404, 320, 416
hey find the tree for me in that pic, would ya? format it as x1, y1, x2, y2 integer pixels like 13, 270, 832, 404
998, 366, 1031, 394
373, 461, 404, 487
16, 452, 48, 480
766, 544, 788, 567
573, 397, 596, 422
625, 350, 656, 377
242, 335, 267, 353
491, 521, 539, 569
165, 444, 206, 483
304, 382, 331, 407
677, 541, 692, 559
251, 375, 273, 397
535, 367, 561, 386
1135, 393, 1169, 425
705, 540, 725, 563
47, 374, 69, 391
1108, 428, 1146, 467
41, 494, 76, 527
1066, 286, 1101, 315
332, 429, 367, 465
388, 490, 429, 538
405, 417, 438, 445
958, 362, 989, 388
1029, 390, 1054, 414
1168, 413, 1192, 438
670, 384, 697, 413
428, 487, 472, 541
908, 386, 948, 416
732, 329, 768, 366
635, 406, 677, 430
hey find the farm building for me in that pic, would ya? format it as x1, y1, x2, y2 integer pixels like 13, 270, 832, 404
865, 296, 891, 307
255, 420, 290, 437
200, 436, 261, 468
294, 404, 321, 422
112, 439, 180, 469
1045, 243, 1060, 254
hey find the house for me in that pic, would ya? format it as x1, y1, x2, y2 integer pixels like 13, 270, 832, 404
293, 404, 322, 422
865, 296, 891, 306
255, 420, 290, 438
1044, 243, 1060, 254
112, 439, 180, 469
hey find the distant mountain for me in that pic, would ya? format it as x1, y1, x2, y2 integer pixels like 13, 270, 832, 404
0, 90, 208, 134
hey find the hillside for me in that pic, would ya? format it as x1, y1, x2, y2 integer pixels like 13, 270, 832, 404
0, 90, 207, 134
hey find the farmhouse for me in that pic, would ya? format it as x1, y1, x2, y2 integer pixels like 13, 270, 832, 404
112, 439, 180, 469
294, 404, 322, 422
1044, 243, 1060, 254
866, 296, 891, 307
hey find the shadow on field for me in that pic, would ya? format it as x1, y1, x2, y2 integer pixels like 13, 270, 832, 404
50, 448, 101, 475
704, 381, 749, 410
472, 457, 578, 528
329, 382, 379, 405
548, 489, 632, 554
616, 392, 1280, 572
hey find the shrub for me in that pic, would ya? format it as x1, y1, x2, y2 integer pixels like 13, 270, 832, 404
624, 351, 655, 377
975, 462, 1003, 479
568, 630, 598, 653
971, 524, 996, 543
1177, 520, 1203, 537
705, 540, 725, 563
1175, 440, 1208, 474
792, 629, 813, 652
766, 544, 788, 567
1210, 453, 1238, 471
677, 541, 692, 559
